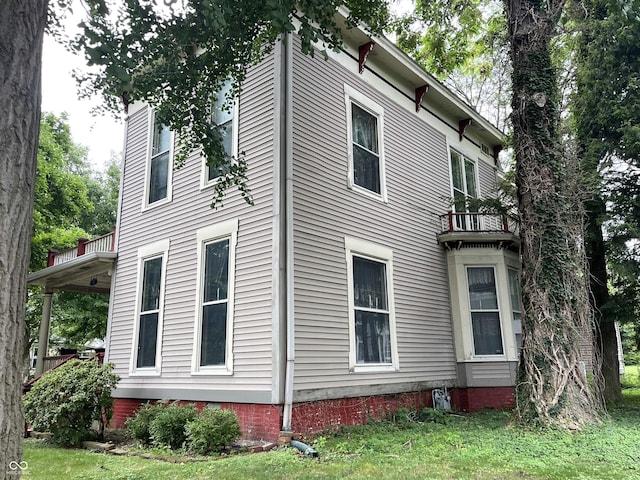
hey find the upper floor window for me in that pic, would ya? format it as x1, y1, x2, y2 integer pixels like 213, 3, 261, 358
450, 149, 478, 229
192, 219, 238, 374
345, 237, 397, 372
131, 239, 169, 374
203, 80, 238, 187
467, 266, 504, 356
344, 85, 387, 201
145, 112, 173, 207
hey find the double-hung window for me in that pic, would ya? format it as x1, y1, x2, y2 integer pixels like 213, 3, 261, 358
146, 113, 172, 206
345, 237, 397, 371
193, 219, 237, 374
203, 80, 238, 186
345, 85, 387, 201
467, 267, 504, 356
508, 268, 522, 352
131, 240, 169, 374
450, 149, 478, 229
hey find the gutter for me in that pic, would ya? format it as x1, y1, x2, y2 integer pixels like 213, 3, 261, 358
281, 34, 295, 432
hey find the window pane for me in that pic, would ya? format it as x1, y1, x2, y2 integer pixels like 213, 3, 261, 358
465, 159, 477, 197
141, 257, 163, 312
212, 80, 233, 125
351, 104, 378, 153
353, 145, 381, 193
355, 310, 391, 363
149, 152, 169, 203
204, 239, 229, 302
201, 303, 227, 366
471, 311, 504, 355
508, 269, 521, 313
137, 312, 158, 368
450, 151, 463, 190
353, 257, 387, 310
467, 267, 498, 310
152, 120, 171, 156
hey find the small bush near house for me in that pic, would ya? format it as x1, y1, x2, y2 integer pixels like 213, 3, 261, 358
23, 359, 119, 447
148, 403, 198, 449
125, 402, 167, 445
185, 408, 242, 455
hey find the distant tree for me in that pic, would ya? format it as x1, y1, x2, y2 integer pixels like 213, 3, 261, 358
26, 114, 119, 353
573, 0, 640, 400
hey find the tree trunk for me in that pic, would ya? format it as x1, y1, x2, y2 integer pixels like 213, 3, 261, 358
0, 0, 48, 477
585, 204, 623, 403
505, 0, 604, 427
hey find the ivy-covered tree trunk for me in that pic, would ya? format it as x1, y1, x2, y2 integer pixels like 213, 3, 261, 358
505, 0, 604, 427
0, 0, 48, 475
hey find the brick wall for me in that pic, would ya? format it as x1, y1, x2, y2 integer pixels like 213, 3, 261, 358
112, 387, 514, 442
112, 398, 282, 441
291, 391, 432, 436
451, 387, 515, 411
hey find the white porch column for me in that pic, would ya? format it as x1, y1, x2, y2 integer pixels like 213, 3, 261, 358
34, 290, 53, 376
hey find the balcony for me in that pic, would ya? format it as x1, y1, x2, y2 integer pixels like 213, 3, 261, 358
437, 212, 520, 251
28, 231, 117, 294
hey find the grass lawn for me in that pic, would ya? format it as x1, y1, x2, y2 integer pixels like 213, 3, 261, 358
23, 372, 640, 480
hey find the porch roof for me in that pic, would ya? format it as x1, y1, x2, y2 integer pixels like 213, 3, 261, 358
27, 251, 117, 294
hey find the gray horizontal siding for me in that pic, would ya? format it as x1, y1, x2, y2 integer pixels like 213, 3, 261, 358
477, 157, 498, 199
290, 39, 457, 400
108, 54, 277, 397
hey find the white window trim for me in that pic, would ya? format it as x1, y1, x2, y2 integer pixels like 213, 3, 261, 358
191, 218, 238, 375
129, 239, 170, 376
344, 85, 388, 203
142, 109, 174, 211
465, 265, 506, 359
345, 236, 398, 373
200, 94, 240, 190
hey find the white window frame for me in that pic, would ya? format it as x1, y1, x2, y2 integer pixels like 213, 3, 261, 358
344, 85, 387, 202
142, 109, 174, 210
345, 236, 398, 372
129, 239, 170, 375
448, 148, 480, 229
507, 267, 522, 354
191, 218, 238, 375
200, 83, 240, 190
465, 265, 506, 358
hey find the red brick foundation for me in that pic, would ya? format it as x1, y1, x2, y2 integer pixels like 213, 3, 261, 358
291, 390, 432, 436
112, 398, 282, 441
451, 387, 515, 412
112, 387, 515, 442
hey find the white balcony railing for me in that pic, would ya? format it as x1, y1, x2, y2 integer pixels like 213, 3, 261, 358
49, 231, 116, 267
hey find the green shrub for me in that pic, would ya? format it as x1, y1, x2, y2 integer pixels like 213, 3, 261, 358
148, 403, 198, 449
185, 408, 242, 455
125, 402, 167, 444
23, 359, 119, 447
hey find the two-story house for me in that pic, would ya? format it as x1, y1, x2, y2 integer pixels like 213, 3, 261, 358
29, 13, 522, 441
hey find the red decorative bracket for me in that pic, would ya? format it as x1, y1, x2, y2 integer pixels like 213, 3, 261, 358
493, 145, 503, 165
415, 84, 429, 112
358, 41, 375, 74
458, 118, 472, 141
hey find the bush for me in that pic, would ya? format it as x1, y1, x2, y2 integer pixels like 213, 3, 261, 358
186, 408, 241, 455
23, 359, 119, 447
125, 402, 167, 445
148, 403, 198, 449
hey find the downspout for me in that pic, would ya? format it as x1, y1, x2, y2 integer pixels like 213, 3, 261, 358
104, 112, 128, 363
281, 35, 295, 432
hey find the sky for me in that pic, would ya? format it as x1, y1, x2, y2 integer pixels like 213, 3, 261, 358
41, 34, 124, 171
